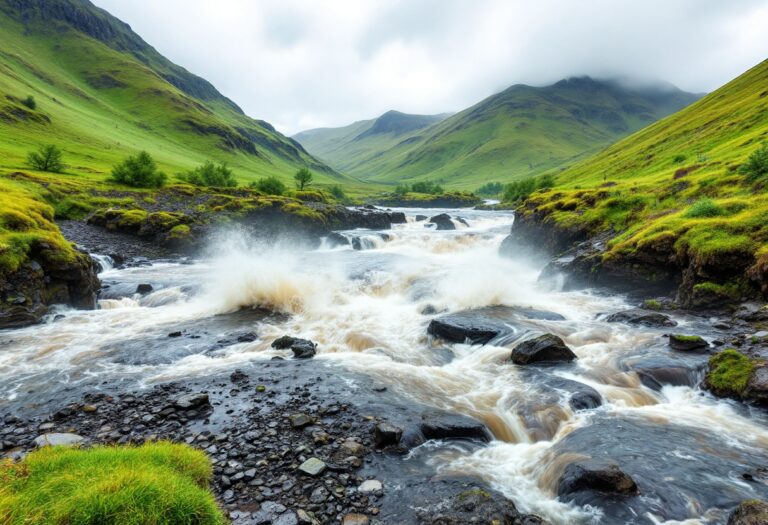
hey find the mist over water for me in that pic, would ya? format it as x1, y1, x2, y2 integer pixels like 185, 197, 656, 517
2, 208, 768, 523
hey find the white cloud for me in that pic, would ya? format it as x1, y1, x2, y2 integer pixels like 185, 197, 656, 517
94, 0, 768, 134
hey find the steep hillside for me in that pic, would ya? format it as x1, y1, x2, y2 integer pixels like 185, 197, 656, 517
294, 110, 447, 175
0, 0, 346, 184
505, 59, 768, 307
302, 78, 700, 189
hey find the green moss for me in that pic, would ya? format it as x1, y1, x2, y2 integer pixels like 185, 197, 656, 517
168, 224, 191, 240
0, 442, 226, 525
705, 349, 755, 397
457, 489, 492, 501
692, 281, 741, 300
642, 299, 663, 310
671, 334, 704, 342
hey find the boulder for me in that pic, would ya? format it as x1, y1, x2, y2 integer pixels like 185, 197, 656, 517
557, 460, 638, 497
174, 392, 210, 409
271, 335, 317, 359
632, 361, 701, 391
136, 283, 153, 294
511, 334, 576, 365
416, 484, 548, 525
374, 422, 402, 447
728, 500, 768, 525
604, 309, 677, 327
668, 334, 709, 351
402, 412, 492, 448
389, 212, 407, 224
326, 232, 350, 248
415, 215, 428, 222
429, 213, 456, 231
33, 432, 85, 447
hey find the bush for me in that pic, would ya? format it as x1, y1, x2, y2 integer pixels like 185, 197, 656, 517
26, 145, 64, 172
329, 185, 348, 202
0, 442, 226, 525
21, 95, 36, 110
502, 174, 556, 203
110, 151, 167, 188
183, 161, 236, 187
476, 182, 504, 196
251, 176, 286, 195
672, 154, 686, 163
294, 168, 313, 190
684, 198, 725, 218
393, 184, 409, 196
740, 142, 768, 183
410, 181, 444, 194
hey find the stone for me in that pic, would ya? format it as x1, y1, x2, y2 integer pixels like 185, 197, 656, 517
340, 439, 365, 456
298, 457, 326, 476
326, 232, 350, 248
168, 331, 182, 338
174, 393, 210, 409
82, 404, 98, 413
359, 479, 382, 493
342, 514, 370, 525
33, 433, 85, 447
374, 422, 402, 447
669, 334, 709, 351
511, 334, 577, 365
274, 512, 298, 525
290, 413, 313, 428
727, 500, 768, 525
271, 335, 317, 359
236, 332, 258, 343
604, 309, 677, 327
136, 283, 153, 294
557, 460, 638, 497
429, 213, 456, 231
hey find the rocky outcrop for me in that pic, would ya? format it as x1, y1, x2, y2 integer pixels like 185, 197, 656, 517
510, 334, 577, 365
704, 349, 768, 405
604, 309, 677, 327
0, 245, 99, 329
728, 500, 768, 525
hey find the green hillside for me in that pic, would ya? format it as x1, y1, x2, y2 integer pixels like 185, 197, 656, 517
515, 59, 768, 304
298, 78, 700, 190
294, 110, 448, 175
0, 0, 349, 185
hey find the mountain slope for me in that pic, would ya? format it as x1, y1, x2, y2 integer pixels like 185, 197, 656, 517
298, 78, 700, 190
294, 110, 448, 175
0, 0, 347, 184
508, 59, 768, 306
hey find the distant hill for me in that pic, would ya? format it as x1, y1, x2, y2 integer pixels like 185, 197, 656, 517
293, 110, 448, 176
295, 78, 701, 190
0, 0, 347, 184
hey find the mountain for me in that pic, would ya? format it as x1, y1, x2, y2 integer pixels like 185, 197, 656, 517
0, 0, 347, 184
295, 78, 701, 190
507, 59, 768, 307
293, 110, 448, 175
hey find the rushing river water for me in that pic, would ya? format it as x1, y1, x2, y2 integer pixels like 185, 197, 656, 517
2, 208, 768, 524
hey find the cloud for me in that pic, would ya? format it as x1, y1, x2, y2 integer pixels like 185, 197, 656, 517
94, 0, 768, 134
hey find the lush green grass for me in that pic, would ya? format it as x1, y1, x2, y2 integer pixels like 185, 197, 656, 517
0, 442, 225, 525
0, 1, 356, 188
514, 59, 768, 278
296, 78, 700, 190
705, 349, 756, 398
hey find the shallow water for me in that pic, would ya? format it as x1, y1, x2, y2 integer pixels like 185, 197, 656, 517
2, 208, 767, 524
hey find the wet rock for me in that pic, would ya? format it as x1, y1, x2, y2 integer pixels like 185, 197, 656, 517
416, 485, 547, 525
727, 500, 768, 525
340, 439, 365, 456
604, 309, 677, 327
374, 422, 402, 447
136, 283, 153, 294
174, 392, 210, 409
342, 514, 369, 525
271, 335, 317, 359
33, 432, 85, 447
298, 457, 326, 476
289, 413, 313, 428
326, 232, 350, 248
429, 213, 456, 231
568, 388, 603, 411
557, 460, 638, 497
415, 215, 427, 222
428, 306, 563, 346
168, 331, 182, 338
629, 358, 703, 390
413, 413, 492, 445
236, 332, 258, 343
668, 334, 709, 351
358, 479, 382, 493
511, 334, 576, 365
389, 212, 407, 224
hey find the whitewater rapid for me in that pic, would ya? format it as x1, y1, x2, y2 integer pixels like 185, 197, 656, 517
1, 208, 767, 524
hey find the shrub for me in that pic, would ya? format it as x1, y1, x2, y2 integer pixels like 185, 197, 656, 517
21, 95, 36, 110
293, 168, 313, 190
410, 181, 444, 194
110, 151, 167, 188
684, 198, 725, 218
476, 182, 503, 196
0, 442, 226, 525
393, 184, 409, 196
672, 154, 686, 163
329, 185, 347, 201
251, 176, 286, 195
183, 161, 236, 188
26, 145, 64, 172
501, 174, 556, 203
740, 142, 768, 183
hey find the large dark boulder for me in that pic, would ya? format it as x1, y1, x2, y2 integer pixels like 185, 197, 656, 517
668, 334, 709, 351
557, 461, 638, 497
630, 359, 703, 391
429, 213, 456, 231
401, 412, 492, 448
511, 334, 576, 365
728, 500, 768, 525
427, 306, 564, 345
325, 232, 350, 248
271, 335, 317, 359
604, 309, 677, 327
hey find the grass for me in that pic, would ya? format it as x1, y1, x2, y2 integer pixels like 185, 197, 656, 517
0, 442, 225, 525
705, 349, 755, 398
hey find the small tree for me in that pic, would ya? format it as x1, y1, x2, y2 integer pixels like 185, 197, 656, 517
184, 161, 237, 187
110, 151, 167, 188
740, 142, 768, 183
252, 176, 286, 195
329, 185, 347, 201
21, 95, 36, 110
293, 168, 313, 190
26, 144, 64, 172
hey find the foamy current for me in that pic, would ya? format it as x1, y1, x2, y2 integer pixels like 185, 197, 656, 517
2, 208, 767, 524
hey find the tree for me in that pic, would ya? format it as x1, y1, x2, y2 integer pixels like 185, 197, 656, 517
110, 151, 167, 188
26, 144, 64, 172
252, 176, 286, 195
393, 184, 409, 196
740, 142, 768, 183
329, 185, 347, 201
21, 95, 36, 110
293, 168, 313, 190
184, 161, 237, 187
476, 181, 503, 196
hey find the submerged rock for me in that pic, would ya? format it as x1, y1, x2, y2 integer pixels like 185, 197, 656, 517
668, 334, 709, 351
401, 412, 492, 448
136, 283, 153, 294
271, 335, 317, 359
604, 309, 677, 327
427, 306, 563, 345
632, 360, 702, 391
429, 213, 456, 231
728, 500, 768, 525
326, 232, 350, 248
557, 460, 638, 497
511, 334, 576, 365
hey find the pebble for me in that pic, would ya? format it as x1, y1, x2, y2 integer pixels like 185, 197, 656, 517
298, 457, 326, 476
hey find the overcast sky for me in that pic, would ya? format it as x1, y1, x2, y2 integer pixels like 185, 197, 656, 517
94, 0, 768, 135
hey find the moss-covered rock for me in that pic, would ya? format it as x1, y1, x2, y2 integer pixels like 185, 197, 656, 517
704, 349, 768, 405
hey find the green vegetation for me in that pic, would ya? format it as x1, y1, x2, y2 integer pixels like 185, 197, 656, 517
502, 174, 555, 203
705, 349, 755, 398
26, 145, 64, 173
684, 198, 725, 218
394, 180, 444, 196
642, 299, 663, 310
294, 168, 313, 190
110, 151, 167, 188
21, 95, 36, 110
476, 181, 504, 196
740, 142, 768, 183
295, 79, 699, 190
0, 442, 225, 525
251, 176, 287, 195
329, 185, 348, 202
182, 161, 236, 188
